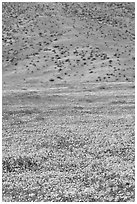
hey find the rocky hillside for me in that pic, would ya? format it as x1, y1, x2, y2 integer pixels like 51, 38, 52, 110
2, 2, 135, 90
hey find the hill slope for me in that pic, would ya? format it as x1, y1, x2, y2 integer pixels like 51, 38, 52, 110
2, 2, 135, 90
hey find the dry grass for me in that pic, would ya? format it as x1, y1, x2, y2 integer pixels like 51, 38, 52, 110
2, 82, 135, 202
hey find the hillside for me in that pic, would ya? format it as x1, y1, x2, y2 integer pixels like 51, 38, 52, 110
2, 2, 135, 90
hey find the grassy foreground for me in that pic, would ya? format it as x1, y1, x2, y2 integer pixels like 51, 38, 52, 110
2, 82, 135, 202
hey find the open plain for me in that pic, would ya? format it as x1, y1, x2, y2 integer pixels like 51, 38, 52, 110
2, 2, 135, 202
